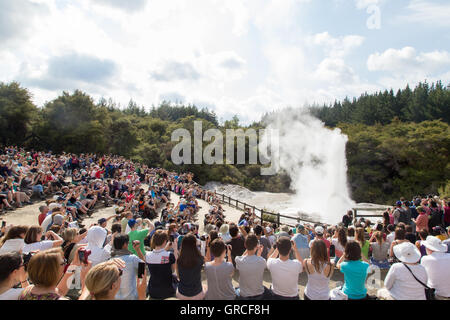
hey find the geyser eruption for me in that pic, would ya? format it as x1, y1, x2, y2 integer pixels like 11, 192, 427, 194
259, 108, 355, 224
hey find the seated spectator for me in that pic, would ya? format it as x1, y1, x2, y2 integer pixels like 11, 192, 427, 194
0, 252, 29, 300
377, 242, 427, 300
369, 231, 390, 269
176, 233, 205, 300
204, 239, 235, 300
19, 247, 87, 300
111, 234, 146, 300
0, 225, 28, 255
145, 230, 178, 299
337, 241, 370, 300
405, 225, 417, 243
292, 224, 310, 260
309, 226, 330, 260
235, 233, 269, 300
229, 224, 245, 266
86, 226, 111, 266
23, 226, 63, 253
355, 227, 369, 262
303, 240, 334, 300
389, 227, 409, 261
82, 259, 137, 300
420, 236, 450, 300
267, 236, 303, 300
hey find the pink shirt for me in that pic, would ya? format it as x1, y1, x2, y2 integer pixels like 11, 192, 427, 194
415, 213, 429, 232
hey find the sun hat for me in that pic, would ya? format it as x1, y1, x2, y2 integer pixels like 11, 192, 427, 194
315, 226, 324, 235
393, 242, 421, 264
422, 236, 448, 253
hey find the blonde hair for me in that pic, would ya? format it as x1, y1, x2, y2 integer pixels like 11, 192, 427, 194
62, 228, 78, 242
27, 248, 64, 287
85, 261, 120, 300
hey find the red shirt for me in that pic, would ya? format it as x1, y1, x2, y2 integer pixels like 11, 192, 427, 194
38, 213, 47, 225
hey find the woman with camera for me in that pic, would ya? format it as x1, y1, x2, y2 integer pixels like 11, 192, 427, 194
19, 246, 90, 300
23, 226, 64, 253
0, 252, 29, 300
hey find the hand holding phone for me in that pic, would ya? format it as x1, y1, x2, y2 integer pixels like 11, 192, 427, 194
138, 262, 146, 279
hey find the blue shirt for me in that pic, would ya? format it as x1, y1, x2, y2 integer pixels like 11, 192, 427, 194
115, 254, 142, 300
340, 260, 370, 299
292, 233, 309, 249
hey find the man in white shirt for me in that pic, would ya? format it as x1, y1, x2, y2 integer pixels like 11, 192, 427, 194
420, 236, 450, 300
267, 236, 303, 300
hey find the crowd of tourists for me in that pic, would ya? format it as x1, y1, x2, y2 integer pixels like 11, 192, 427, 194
0, 146, 449, 301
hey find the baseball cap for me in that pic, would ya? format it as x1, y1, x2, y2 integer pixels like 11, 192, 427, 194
128, 219, 137, 228
396, 201, 402, 206
296, 224, 305, 230
315, 226, 324, 234
98, 218, 107, 225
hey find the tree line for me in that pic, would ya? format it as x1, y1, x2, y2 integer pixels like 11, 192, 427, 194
0, 81, 449, 205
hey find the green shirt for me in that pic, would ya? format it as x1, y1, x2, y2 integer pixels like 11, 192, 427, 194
128, 229, 149, 256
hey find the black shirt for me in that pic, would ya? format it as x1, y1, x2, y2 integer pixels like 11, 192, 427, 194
230, 235, 246, 266
177, 258, 204, 297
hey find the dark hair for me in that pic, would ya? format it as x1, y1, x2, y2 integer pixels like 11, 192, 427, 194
277, 237, 292, 256
347, 227, 355, 237
310, 240, 329, 272
418, 229, 429, 240
244, 233, 258, 251
24, 226, 43, 244
177, 233, 203, 269
210, 238, 226, 258
405, 225, 413, 233
113, 234, 129, 250
151, 230, 168, 249
111, 223, 122, 234
394, 227, 406, 240
397, 222, 406, 230
254, 225, 263, 236
0, 252, 22, 282
229, 225, 239, 238
344, 241, 362, 261
0, 225, 29, 246
387, 224, 395, 232
337, 227, 347, 248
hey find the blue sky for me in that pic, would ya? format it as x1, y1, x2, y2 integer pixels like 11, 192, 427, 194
1, 0, 449, 124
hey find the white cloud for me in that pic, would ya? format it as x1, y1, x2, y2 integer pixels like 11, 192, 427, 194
400, 0, 450, 27
307, 32, 365, 58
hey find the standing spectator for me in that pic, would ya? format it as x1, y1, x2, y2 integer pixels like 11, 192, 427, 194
235, 234, 268, 300
267, 237, 303, 300
303, 240, 334, 300
413, 207, 429, 232
377, 242, 427, 300
342, 211, 353, 228
421, 236, 450, 300
337, 241, 370, 300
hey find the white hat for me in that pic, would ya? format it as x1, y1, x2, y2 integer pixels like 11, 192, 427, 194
422, 236, 448, 253
265, 226, 272, 233
393, 242, 421, 264
0, 239, 25, 254
315, 226, 324, 234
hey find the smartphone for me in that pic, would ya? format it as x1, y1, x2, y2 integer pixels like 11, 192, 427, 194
138, 262, 146, 278
78, 249, 85, 262
1, 221, 6, 228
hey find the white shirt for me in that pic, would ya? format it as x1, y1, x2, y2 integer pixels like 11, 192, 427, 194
386, 233, 395, 247
267, 258, 302, 297
23, 240, 54, 253
421, 252, 450, 297
384, 263, 427, 300
0, 288, 23, 300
